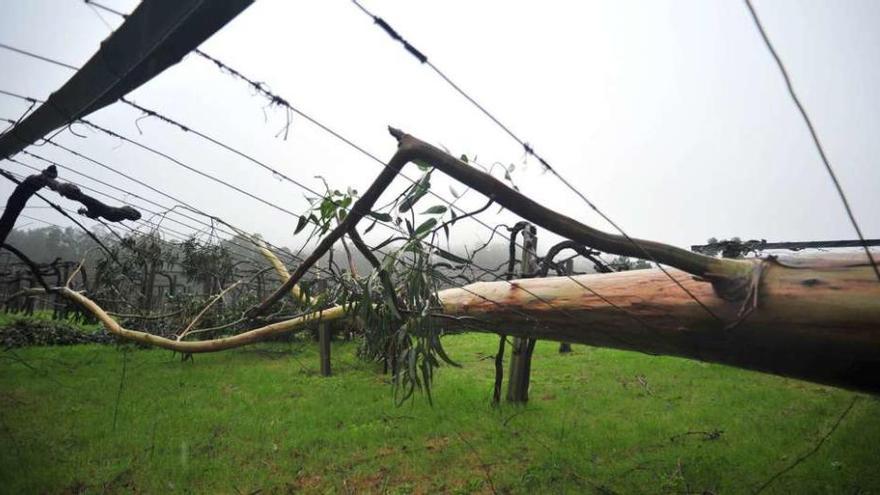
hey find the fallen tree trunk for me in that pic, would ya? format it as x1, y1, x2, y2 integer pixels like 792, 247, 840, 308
441, 252, 880, 394
50, 250, 880, 393
8, 125, 877, 394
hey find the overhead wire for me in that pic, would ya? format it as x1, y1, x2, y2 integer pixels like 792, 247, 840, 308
743, 0, 879, 281
160, 47, 664, 332
0, 42, 79, 71
348, 0, 724, 321
1, 29, 673, 337
3, 141, 338, 279
0, 34, 566, 275
0, 15, 540, 273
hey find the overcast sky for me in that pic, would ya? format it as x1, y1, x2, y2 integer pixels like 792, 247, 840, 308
1, 0, 878, 258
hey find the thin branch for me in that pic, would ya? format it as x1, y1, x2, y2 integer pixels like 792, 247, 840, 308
177, 281, 243, 341
107, 308, 183, 320
176, 317, 246, 339
348, 226, 403, 319
492, 335, 506, 406
388, 128, 745, 280
539, 240, 612, 277
433, 196, 494, 234
56, 286, 348, 353
3, 288, 47, 305
65, 250, 95, 287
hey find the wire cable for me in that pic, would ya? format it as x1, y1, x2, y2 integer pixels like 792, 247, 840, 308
1, 36, 681, 333
350, 0, 723, 320
743, 0, 879, 281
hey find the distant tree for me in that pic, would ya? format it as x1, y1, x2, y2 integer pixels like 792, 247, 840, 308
608, 255, 651, 272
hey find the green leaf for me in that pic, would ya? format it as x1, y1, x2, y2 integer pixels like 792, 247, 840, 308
369, 211, 392, 222
434, 248, 468, 265
421, 205, 447, 215
433, 335, 460, 367
399, 188, 429, 213
319, 198, 335, 219
399, 171, 432, 212
294, 215, 309, 234
414, 218, 438, 237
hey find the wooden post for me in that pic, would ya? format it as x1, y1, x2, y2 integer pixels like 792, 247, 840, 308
507, 224, 538, 403
559, 258, 574, 354
318, 322, 332, 377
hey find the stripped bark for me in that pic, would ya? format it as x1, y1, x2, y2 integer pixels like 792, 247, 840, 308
440, 253, 880, 394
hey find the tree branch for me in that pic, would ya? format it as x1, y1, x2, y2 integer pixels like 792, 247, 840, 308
387, 127, 748, 281
47, 180, 140, 222
539, 240, 612, 276
0, 167, 56, 244
246, 128, 756, 319
0, 166, 140, 246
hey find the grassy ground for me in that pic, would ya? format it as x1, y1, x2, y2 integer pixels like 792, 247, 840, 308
0, 333, 878, 494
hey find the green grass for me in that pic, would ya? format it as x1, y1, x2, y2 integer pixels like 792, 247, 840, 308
0, 333, 878, 494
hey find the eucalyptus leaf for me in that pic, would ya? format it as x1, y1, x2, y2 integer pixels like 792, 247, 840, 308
434, 248, 469, 265
415, 218, 438, 237
294, 215, 309, 234
369, 211, 393, 222
421, 205, 447, 215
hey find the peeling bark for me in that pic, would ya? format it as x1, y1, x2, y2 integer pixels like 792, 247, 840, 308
440, 253, 880, 394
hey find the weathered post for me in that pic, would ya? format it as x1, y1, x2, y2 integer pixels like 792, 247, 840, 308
558, 258, 574, 354
507, 224, 538, 403
318, 322, 332, 377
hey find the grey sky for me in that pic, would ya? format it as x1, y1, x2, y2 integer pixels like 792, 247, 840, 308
1, 0, 878, 256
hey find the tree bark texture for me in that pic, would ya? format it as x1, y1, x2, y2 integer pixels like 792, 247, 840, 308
440, 253, 880, 394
